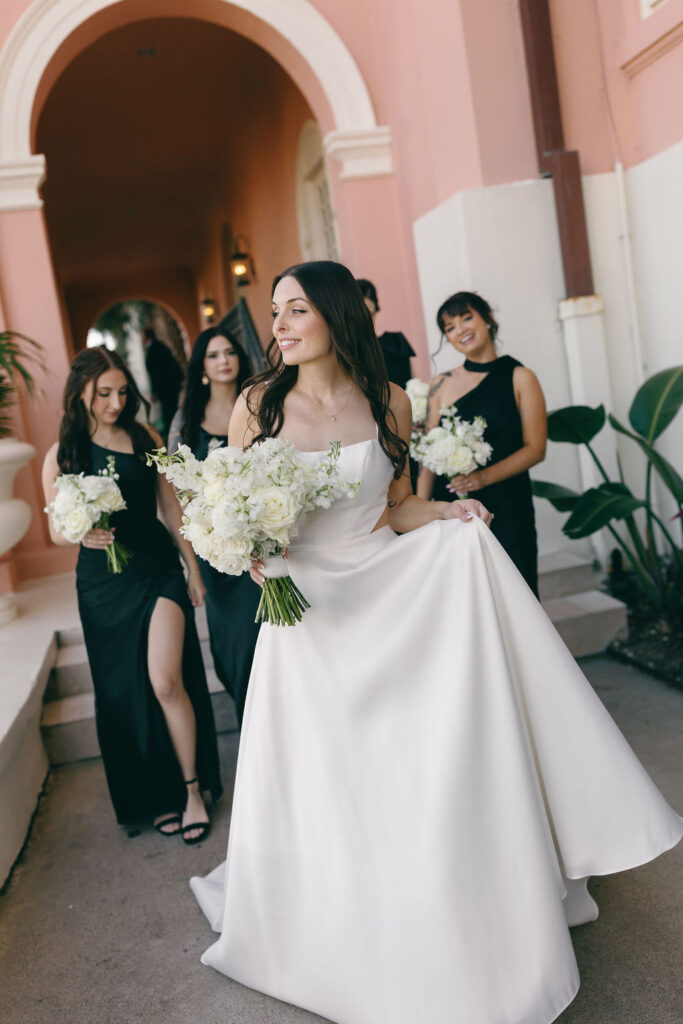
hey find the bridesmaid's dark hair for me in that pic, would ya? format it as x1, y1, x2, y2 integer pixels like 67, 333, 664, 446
436, 291, 499, 344
180, 328, 251, 451
57, 348, 151, 473
246, 260, 408, 478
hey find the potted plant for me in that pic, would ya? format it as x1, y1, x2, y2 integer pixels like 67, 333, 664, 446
0, 331, 45, 624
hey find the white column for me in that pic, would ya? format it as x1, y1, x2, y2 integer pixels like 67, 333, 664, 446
559, 295, 616, 565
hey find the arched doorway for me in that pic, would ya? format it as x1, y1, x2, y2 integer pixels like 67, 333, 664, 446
88, 298, 188, 432
0, 0, 415, 585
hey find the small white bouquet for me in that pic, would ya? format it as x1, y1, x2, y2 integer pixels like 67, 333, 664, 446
45, 455, 131, 573
405, 378, 430, 426
410, 404, 492, 488
147, 438, 361, 626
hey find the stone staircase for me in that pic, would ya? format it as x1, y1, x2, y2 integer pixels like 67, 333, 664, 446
41, 606, 238, 766
538, 551, 627, 657
40, 555, 627, 766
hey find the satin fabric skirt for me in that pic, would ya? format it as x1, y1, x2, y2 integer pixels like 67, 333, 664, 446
192, 517, 681, 1024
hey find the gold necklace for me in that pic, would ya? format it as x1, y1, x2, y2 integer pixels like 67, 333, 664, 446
295, 383, 355, 423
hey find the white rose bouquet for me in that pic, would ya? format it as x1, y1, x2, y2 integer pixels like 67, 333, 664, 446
405, 378, 430, 426
410, 404, 492, 491
45, 455, 131, 573
147, 438, 361, 626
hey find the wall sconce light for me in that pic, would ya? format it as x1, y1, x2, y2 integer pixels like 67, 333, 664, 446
230, 236, 254, 287
200, 296, 217, 323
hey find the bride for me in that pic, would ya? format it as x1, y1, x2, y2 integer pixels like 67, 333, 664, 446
190, 260, 682, 1024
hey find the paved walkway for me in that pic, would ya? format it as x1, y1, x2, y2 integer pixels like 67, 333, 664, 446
1, 656, 681, 1024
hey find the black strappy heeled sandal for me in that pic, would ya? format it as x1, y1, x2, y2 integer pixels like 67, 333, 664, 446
180, 777, 210, 845
154, 813, 181, 836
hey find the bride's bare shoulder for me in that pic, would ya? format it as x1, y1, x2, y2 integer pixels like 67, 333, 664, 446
229, 384, 264, 447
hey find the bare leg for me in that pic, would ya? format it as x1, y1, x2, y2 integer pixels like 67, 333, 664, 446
148, 597, 209, 840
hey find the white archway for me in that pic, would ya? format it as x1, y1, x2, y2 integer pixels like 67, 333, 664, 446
0, 0, 393, 209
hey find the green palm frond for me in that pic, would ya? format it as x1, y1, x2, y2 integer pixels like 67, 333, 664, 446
0, 331, 46, 395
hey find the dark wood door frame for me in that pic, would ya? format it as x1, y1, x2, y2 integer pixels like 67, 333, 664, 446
519, 0, 595, 298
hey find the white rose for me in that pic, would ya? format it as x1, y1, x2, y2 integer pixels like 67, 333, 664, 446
203, 478, 226, 505
63, 505, 98, 543
248, 485, 300, 535
446, 445, 476, 477
96, 480, 126, 513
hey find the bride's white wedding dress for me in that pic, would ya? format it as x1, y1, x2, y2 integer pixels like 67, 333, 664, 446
191, 438, 681, 1024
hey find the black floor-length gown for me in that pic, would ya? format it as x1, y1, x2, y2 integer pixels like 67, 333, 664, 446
192, 428, 261, 727
432, 355, 539, 595
76, 441, 222, 824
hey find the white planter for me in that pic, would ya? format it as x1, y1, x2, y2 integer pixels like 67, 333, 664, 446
0, 437, 36, 624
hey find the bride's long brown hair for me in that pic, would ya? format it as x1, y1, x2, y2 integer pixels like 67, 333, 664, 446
246, 261, 408, 478
57, 348, 152, 473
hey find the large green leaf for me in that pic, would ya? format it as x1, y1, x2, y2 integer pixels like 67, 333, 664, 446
563, 482, 645, 539
547, 404, 605, 445
629, 365, 683, 442
531, 479, 580, 512
609, 413, 683, 505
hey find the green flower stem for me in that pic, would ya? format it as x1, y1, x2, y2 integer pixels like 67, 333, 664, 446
255, 576, 311, 627
584, 441, 612, 485
95, 512, 132, 575
606, 523, 660, 608
648, 510, 683, 572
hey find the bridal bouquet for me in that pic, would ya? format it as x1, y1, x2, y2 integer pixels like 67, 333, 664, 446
45, 455, 131, 573
410, 404, 492, 486
147, 438, 361, 626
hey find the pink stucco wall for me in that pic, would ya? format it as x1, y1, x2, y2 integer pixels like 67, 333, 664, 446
1, 0, 682, 583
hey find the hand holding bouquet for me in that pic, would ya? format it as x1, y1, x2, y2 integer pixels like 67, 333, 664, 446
410, 404, 492, 494
45, 455, 131, 573
147, 438, 361, 626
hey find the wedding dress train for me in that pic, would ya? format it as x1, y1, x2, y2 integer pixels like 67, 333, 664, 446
191, 438, 681, 1024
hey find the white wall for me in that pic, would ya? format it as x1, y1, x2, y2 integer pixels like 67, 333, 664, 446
584, 141, 683, 537
413, 147, 683, 561
412, 179, 590, 558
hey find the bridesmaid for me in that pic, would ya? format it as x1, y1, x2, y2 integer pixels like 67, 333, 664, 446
42, 348, 222, 842
168, 328, 261, 727
417, 291, 546, 595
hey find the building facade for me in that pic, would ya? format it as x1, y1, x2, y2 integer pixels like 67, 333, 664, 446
0, 0, 682, 587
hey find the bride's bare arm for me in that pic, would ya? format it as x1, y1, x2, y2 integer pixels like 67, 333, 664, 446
228, 387, 263, 448
385, 386, 492, 532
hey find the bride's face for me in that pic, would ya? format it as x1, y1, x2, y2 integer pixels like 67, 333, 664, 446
271, 276, 333, 366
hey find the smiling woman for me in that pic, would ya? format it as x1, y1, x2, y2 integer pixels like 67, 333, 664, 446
41, 348, 222, 842
417, 290, 547, 595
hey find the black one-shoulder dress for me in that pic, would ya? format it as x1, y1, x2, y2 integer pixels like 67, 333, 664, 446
193, 428, 261, 727
432, 355, 539, 595
76, 442, 222, 824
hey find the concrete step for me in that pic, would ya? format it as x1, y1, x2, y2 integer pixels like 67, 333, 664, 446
41, 669, 238, 766
538, 551, 596, 601
47, 635, 213, 700
542, 589, 627, 658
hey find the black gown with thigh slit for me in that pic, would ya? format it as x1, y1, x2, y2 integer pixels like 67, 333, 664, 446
432, 355, 539, 595
76, 441, 222, 824
192, 428, 261, 727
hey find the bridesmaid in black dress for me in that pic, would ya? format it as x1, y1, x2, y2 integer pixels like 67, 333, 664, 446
417, 292, 547, 595
168, 328, 261, 727
42, 348, 222, 841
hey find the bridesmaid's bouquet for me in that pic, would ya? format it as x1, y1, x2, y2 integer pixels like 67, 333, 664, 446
45, 455, 131, 573
147, 439, 361, 626
410, 404, 492, 484
405, 378, 429, 426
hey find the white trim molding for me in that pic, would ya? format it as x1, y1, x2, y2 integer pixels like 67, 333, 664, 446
0, 0, 391, 179
324, 127, 393, 179
0, 156, 46, 211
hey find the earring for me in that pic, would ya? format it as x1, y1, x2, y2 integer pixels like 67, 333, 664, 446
201, 374, 209, 385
